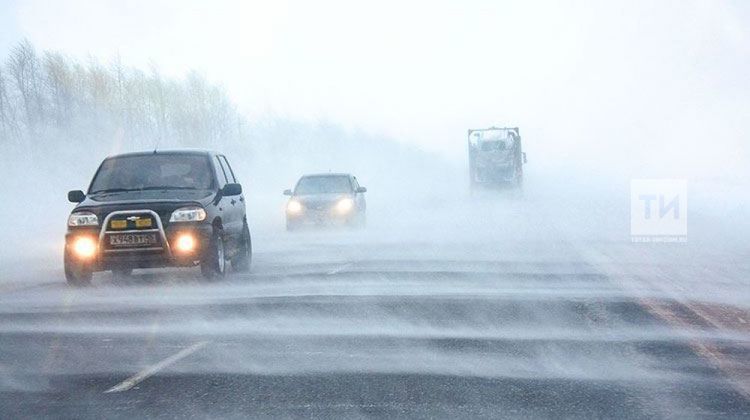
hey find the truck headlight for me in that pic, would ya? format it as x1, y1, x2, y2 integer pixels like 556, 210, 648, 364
170, 207, 207, 222
68, 212, 99, 227
287, 200, 303, 214
336, 198, 354, 214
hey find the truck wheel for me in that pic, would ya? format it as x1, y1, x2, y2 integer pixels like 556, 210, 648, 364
231, 222, 252, 272
201, 231, 227, 280
64, 251, 92, 287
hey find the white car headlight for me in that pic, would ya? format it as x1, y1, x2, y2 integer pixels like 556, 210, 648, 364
68, 212, 99, 227
170, 207, 207, 222
336, 198, 354, 214
287, 200, 303, 214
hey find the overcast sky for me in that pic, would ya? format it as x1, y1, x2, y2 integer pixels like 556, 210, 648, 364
2, 0, 749, 177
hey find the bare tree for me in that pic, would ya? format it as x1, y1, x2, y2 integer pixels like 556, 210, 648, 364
0, 68, 13, 142
7, 39, 43, 131
1, 39, 253, 169
148, 63, 168, 145
43, 51, 73, 127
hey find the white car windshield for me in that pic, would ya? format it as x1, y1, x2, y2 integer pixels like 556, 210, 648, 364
295, 176, 352, 194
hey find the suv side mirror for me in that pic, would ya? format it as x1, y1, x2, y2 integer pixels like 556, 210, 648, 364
68, 190, 85, 203
522, 152, 528, 164
356, 187, 367, 193
222, 183, 242, 196
283, 189, 293, 196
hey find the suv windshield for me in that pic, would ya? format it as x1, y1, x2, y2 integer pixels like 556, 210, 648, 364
295, 176, 351, 194
89, 154, 213, 193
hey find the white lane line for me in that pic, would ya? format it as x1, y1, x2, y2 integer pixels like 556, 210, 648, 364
326, 263, 353, 276
104, 341, 210, 393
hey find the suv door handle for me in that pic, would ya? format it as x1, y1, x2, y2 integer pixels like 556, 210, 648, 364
230, 199, 236, 206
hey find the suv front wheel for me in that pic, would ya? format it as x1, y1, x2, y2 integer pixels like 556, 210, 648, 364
231, 222, 252, 272
64, 250, 92, 287
200, 230, 227, 280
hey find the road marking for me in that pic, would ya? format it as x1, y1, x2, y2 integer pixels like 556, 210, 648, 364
571, 242, 750, 400
104, 341, 210, 393
326, 263, 353, 276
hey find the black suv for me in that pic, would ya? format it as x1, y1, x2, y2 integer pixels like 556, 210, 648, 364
64, 150, 251, 285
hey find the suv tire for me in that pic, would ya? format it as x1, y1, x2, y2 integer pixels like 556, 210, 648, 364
231, 222, 252, 272
64, 251, 92, 287
201, 230, 227, 280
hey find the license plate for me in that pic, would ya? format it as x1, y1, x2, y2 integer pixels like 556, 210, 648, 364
109, 233, 158, 247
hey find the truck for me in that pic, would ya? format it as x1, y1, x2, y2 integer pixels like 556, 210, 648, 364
468, 126, 526, 190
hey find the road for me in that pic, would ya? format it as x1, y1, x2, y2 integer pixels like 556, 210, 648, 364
0, 192, 749, 419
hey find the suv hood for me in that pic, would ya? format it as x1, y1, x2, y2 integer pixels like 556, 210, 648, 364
82, 189, 214, 204
294, 193, 351, 205
73, 190, 215, 226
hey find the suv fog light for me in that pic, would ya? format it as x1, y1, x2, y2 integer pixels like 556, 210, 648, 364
175, 234, 196, 252
73, 237, 97, 258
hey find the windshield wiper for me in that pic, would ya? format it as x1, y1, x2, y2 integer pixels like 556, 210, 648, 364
90, 186, 200, 194
140, 186, 199, 191
89, 188, 141, 194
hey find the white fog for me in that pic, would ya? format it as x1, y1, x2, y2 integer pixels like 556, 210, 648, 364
0, 1, 748, 418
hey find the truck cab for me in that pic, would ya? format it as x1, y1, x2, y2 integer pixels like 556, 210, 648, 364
468, 127, 526, 190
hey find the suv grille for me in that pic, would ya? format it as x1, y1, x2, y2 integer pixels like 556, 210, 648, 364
100, 210, 167, 253
107, 213, 158, 230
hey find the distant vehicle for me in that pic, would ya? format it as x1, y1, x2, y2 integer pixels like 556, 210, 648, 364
468, 127, 527, 190
64, 150, 251, 285
284, 173, 367, 230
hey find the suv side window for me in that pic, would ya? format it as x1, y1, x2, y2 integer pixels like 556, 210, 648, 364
219, 156, 237, 183
215, 156, 229, 187
351, 176, 360, 191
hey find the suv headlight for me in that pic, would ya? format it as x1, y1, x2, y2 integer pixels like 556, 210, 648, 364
170, 207, 207, 222
68, 212, 98, 227
287, 200, 303, 214
336, 198, 354, 214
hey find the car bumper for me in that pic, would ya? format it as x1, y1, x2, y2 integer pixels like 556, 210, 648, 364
65, 224, 213, 272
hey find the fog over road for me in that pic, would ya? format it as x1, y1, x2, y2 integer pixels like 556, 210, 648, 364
1, 1, 748, 417
0, 184, 749, 419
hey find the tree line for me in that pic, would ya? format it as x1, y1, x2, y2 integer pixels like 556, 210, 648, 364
0, 40, 245, 174
0, 39, 446, 196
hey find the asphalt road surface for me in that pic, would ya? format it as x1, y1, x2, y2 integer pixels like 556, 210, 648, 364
1, 194, 749, 419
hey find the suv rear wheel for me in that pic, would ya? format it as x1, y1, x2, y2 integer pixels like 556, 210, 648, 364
201, 230, 226, 280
